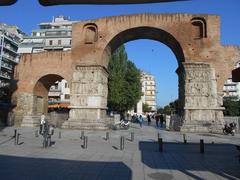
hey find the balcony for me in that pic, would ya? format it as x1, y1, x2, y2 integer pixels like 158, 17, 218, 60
0, 72, 11, 80
1, 63, 13, 71
0, 81, 10, 88
2, 54, 19, 63
3, 44, 18, 54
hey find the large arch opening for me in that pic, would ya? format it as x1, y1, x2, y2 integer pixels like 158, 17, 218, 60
33, 74, 70, 127
102, 26, 185, 128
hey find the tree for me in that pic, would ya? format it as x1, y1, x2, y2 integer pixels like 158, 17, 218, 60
143, 103, 152, 113
223, 98, 240, 116
107, 45, 142, 114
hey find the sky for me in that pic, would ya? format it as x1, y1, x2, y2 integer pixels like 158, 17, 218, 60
0, 0, 240, 107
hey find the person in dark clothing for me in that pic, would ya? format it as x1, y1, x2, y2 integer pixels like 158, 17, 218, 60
160, 114, 164, 128
147, 114, 151, 126
155, 114, 160, 127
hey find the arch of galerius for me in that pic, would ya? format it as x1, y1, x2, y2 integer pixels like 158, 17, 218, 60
12, 14, 240, 133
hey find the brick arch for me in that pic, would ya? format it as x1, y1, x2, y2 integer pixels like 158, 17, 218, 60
12, 51, 72, 125
33, 74, 65, 97
33, 74, 65, 115
101, 26, 185, 67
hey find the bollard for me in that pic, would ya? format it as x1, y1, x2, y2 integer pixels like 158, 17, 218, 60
58, 131, 61, 139
106, 132, 109, 140
200, 139, 204, 153
16, 133, 20, 145
120, 136, 125, 150
131, 132, 134, 142
47, 135, 51, 147
83, 136, 88, 149
14, 130, 17, 145
81, 131, 84, 140
158, 138, 163, 152
35, 130, 39, 137
183, 134, 187, 144
14, 129, 17, 138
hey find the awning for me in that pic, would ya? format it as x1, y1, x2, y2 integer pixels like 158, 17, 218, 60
48, 103, 70, 109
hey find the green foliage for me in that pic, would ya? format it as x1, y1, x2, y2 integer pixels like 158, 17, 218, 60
143, 103, 152, 112
157, 99, 179, 115
107, 45, 142, 113
223, 98, 240, 116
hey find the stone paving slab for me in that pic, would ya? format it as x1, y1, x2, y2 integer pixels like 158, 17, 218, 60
0, 122, 240, 180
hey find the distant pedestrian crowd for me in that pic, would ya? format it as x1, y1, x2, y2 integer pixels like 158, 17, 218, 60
131, 112, 168, 129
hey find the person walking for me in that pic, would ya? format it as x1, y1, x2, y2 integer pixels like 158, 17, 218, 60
155, 114, 160, 128
147, 114, 151, 126
160, 114, 164, 128
138, 115, 143, 128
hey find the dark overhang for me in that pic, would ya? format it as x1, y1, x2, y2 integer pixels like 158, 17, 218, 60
0, 0, 17, 6
232, 67, 240, 82
39, 0, 189, 6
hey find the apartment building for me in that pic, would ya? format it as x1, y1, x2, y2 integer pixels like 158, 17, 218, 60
0, 23, 24, 90
223, 62, 240, 100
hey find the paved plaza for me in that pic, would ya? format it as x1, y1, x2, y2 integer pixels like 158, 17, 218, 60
0, 121, 240, 180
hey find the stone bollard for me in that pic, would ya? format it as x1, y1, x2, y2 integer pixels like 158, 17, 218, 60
16, 133, 20, 145
106, 132, 109, 140
14, 129, 17, 138
183, 134, 187, 144
131, 132, 134, 142
81, 131, 84, 140
83, 136, 88, 149
200, 139, 204, 153
14, 129, 17, 145
158, 138, 163, 152
120, 136, 125, 150
58, 131, 61, 139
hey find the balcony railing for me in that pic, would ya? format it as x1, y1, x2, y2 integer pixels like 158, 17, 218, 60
3, 43, 18, 54
2, 54, 19, 63
0, 72, 11, 80
1, 63, 13, 70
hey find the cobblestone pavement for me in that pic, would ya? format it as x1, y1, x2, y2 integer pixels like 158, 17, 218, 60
0, 121, 240, 180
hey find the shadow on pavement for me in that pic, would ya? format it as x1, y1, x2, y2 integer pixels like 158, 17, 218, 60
139, 141, 240, 180
0, 155, 132, 180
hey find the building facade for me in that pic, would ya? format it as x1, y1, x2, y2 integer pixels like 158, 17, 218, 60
0, 23, 23, 91
136, 71, 157, 113
141, 71, 157, 111
18, 16, 74, 105
223, 62, 240, 100
18, 16, 74, 54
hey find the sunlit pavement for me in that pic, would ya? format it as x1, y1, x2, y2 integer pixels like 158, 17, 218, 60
0, 121, 239, 180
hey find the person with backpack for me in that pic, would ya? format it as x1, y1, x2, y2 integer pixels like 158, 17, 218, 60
138, 115, 143, 128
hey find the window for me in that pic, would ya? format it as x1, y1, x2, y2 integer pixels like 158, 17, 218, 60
65, 82, 68, 88
191, 17, 207, 39
65, 94, 70, 99
49, 40, 53, 45
58, 40, 61, 45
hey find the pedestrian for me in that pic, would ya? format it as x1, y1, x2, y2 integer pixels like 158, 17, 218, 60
160, 114, 164, 128
147, 114, 151, 126
138, 115, 143, 128
40, 113, 46, 125
40, 113, 46, 135
155, 114, 160, 127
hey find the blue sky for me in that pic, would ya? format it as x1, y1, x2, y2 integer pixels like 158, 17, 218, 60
0, 0, 240, 107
